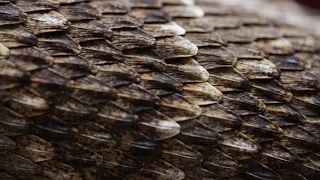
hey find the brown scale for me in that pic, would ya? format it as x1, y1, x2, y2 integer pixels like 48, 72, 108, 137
235, 58, 280, 80
75, 121, 118, 151
99, 149, 144, 175
177, 120, 221, 145
222, 91, 266, 115
8, 47, 54, 72
14, 0, 60, 13
159, 93, 202, 122
205, 16, 240, 29
68, 20, 112, 43
0, 25, 38, 48
183, 32, 225, 47
0, 43, 9, 58
257, 38, 294, 55
160, 138, 203, 168
37, 32, 81, 56
58, 3, 101, 22
181, 82, 223, 105
54, 142, 104, 167
235, 13, 270, 26
202, 149, 242, 177
196, 0, 318, 179
128, 159, 185, 180
0, 153, 41, 179
182, 167, 220, 180
165, 57, 209, 83
0, 107, 30, 137
174, 17, 214, 33
241, 160, 282, 180
116, 83, 160, 104
114, 130, 162, 159
213, 28, 256, 43
79, 39, 126, 64
31, 115, 79, 141
132, 3, 211, 175
0, 59, 28, 90
0, 173, 17, 180
96, 63, 140, 85
7, 87, 50, 117
163, 5, 204, 18
40, 160, 83, 180
89, 0, 130, 15
250, 79, 293, 103
30, 67, 70, 86
207, 67, 251, 91
140, 71, 183, 92
52, 96, 98, 123
0, 3, 27, 26
138, 110, 180, 140
198, 2, 234, 15
14, 135, 55, 163
0, 0, 320, 179
199, 103, 242, 132
99, 14, 143, 29
152, 36, 198, 59
25, 11, 70, 35
110, 28, 156, 50
123, 48, 167, 72
52, 55, 94, 79
227, 42, 265, 59
196, 46, 237, 69
130, 8, 171, 23
58, 0, 87, 4
143, 22, 186, 38
63, 1, 185, 179
0, 134, 16, 154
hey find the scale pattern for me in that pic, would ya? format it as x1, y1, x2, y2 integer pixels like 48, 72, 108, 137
0, 0, 319, 179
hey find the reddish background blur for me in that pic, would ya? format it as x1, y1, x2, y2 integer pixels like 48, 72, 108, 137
213, 0, 320, 36
295, 0, 320, 9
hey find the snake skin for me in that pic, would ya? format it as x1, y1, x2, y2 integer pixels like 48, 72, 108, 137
0, 0, 319, 179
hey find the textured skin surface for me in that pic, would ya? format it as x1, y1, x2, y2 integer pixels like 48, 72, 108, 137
0, 0, 319, 179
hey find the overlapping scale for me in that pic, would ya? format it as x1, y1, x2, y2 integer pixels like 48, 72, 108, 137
0, 0, 319, 179
14, 0, 60, 13
0, 25, 38, 48
0, 3, 27, 26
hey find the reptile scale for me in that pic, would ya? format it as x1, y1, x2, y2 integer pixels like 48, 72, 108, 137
0, 0, 319, 179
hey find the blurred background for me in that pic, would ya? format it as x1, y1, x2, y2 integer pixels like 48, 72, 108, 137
212, 0, 320, 36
